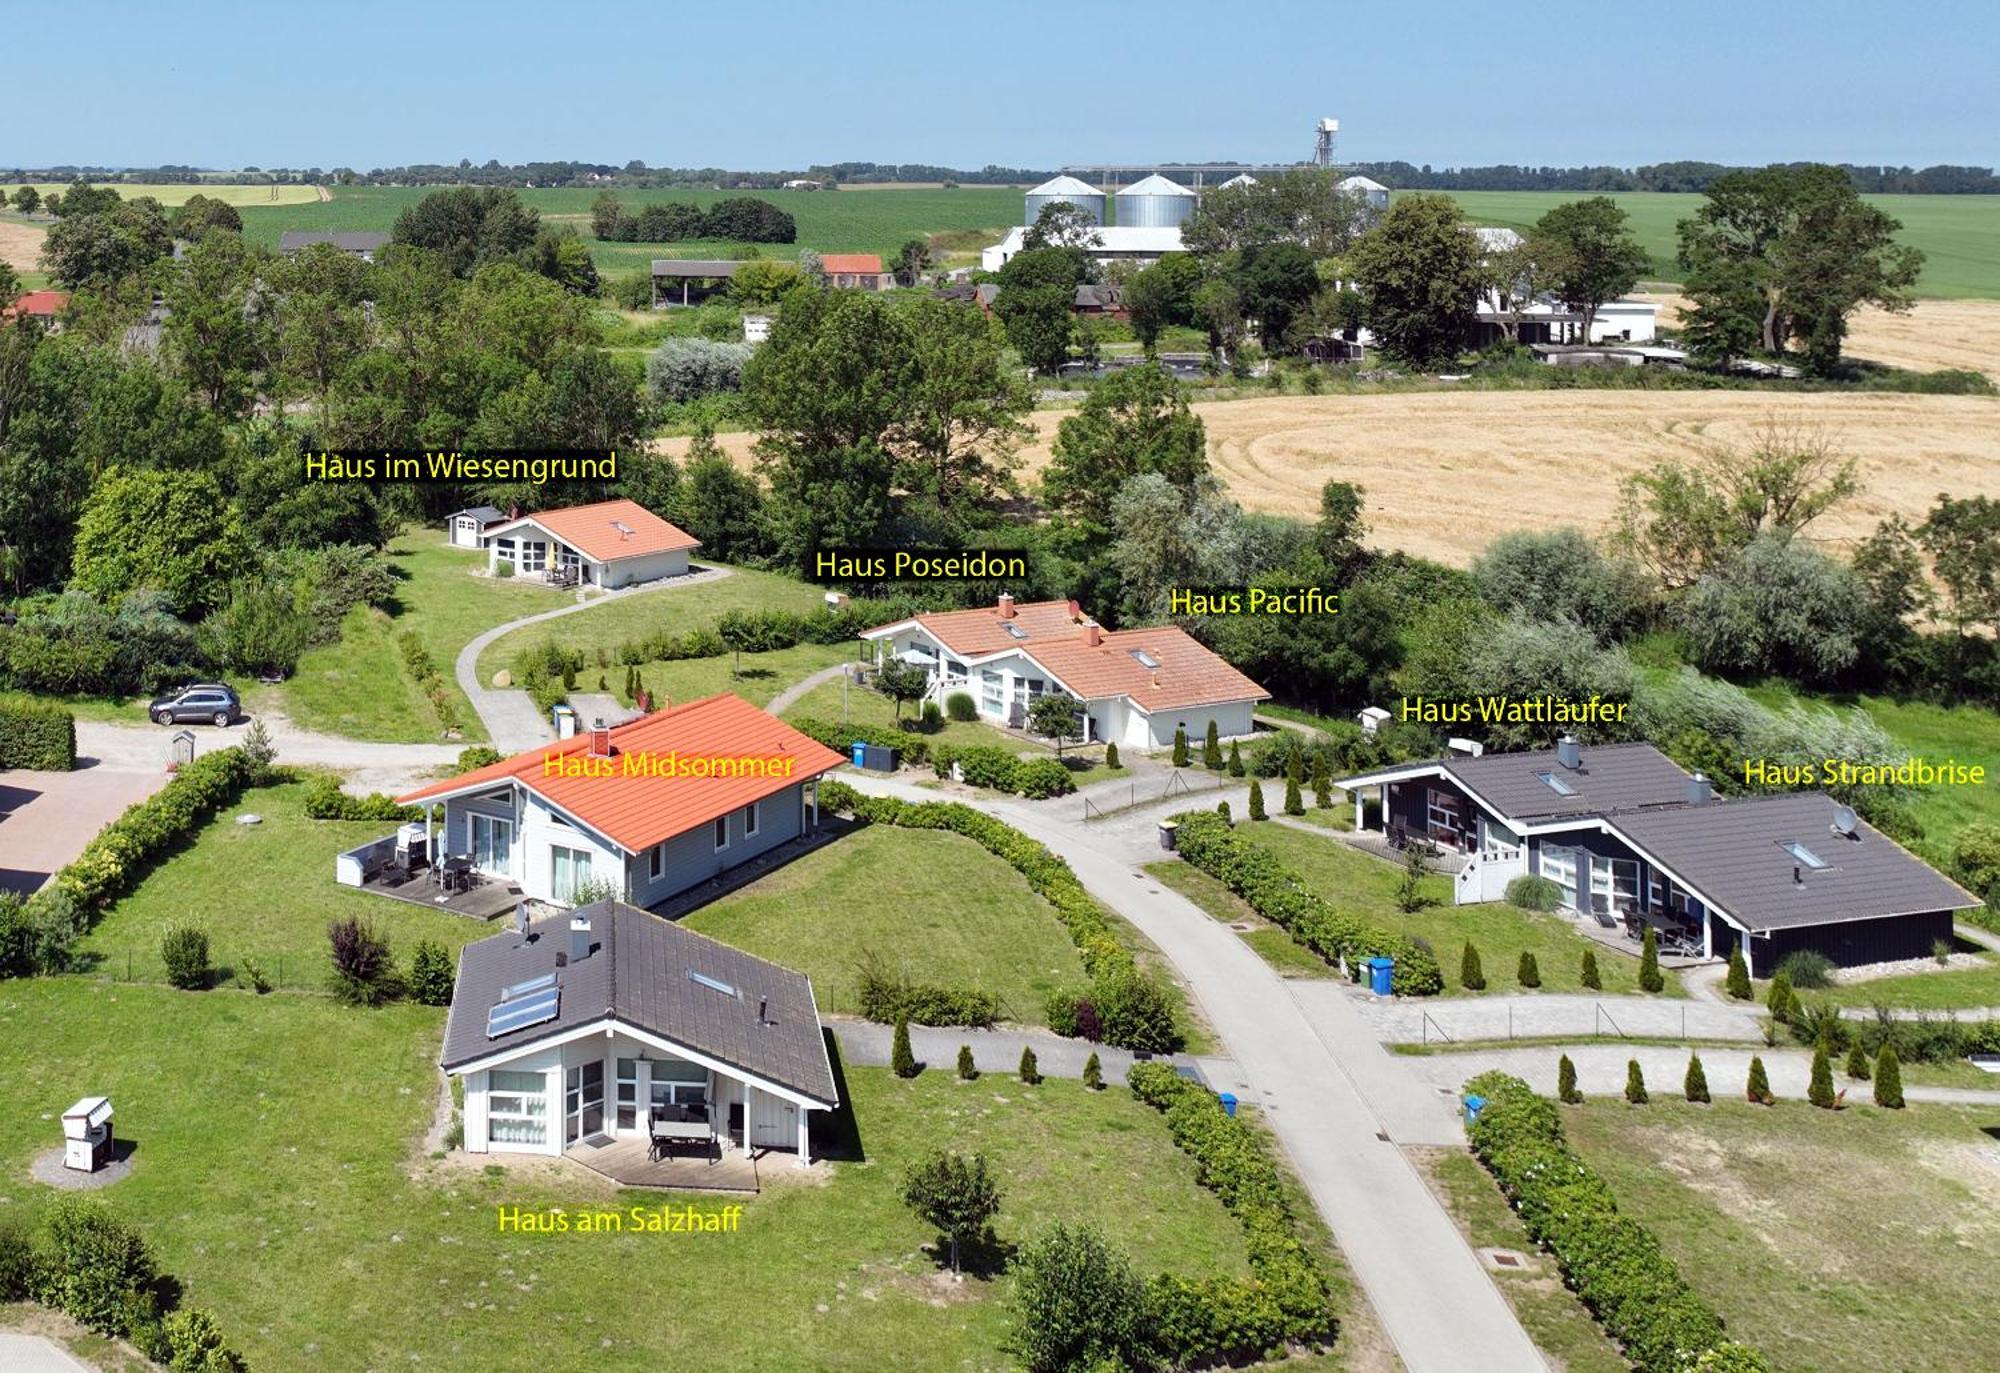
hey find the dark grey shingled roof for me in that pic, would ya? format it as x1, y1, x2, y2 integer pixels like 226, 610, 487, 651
1610, 793, 1979, 932
449, 505, 506, 524
279, 230, 390, 253
1340, 741, 1695, 822
440, 901, 837, 1105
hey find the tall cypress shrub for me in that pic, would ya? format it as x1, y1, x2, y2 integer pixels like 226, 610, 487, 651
1247, 777, 1267, 821
1516, 951, 1540, 988
1557, 1054, 1582, 1104
1172, 727, 1189, 768
1873, 1045, 1904, 1108
1202, 720, 1222, 769
1459, 942, 1486, 991
1624, 1059, 1648, 1104
1724, 945, 1752, 999
1226, 741, 1245, 777
1579, 948, 1601, 990
1282, 754, 1304, 816
1311, 758, 1332, 810
1684, 1052, 1709, 1103
1746, 1055, 1773, 1104
1637, 927, 1663, 993
1808, 1042, 1836, 1108
1766, 972, 1795, 1023
1845, 1041, 1871, 1080
892, 1014, 918, 1078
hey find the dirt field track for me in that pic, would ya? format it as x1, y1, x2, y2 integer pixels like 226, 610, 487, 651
0, 220, 42, 273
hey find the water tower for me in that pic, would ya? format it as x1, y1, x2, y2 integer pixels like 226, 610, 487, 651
1314, 117, 1339, 168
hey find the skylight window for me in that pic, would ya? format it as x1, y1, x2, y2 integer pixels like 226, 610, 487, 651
1003, 623, 1028, 640
1130, 649, 1161, 669
1783, 841, 1827, 869
689, 970, 739, 998
1534, 770, 1577, 797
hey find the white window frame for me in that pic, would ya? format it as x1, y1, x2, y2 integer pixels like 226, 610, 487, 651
980, 668, 1004, 715
742, 800, 760, 838
520, 540, 548, 572
469, 812, 514, 876
1540, 846, 1579, 910
1592, 857, 1640, 915
494, 536, 517, 563
1425, 788, 1464, 838
550, 844, 593, 903
487, 1069, 549, 1146
713, 816, 730, 852
616, 1057, 640, 1132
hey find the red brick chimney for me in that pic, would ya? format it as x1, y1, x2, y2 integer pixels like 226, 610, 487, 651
588, 718, 612, 758
1083, 623, 1102, 648
997, 593, 1016, 619
508, 502, 521, 520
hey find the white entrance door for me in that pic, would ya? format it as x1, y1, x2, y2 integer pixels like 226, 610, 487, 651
469, 813, 513, 876
565, 1060, 605, 1144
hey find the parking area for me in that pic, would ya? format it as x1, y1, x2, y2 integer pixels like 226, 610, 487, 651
0, 765, 168, 897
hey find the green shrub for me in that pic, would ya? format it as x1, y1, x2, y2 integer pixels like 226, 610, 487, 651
945, 691, 977, 722
1558, 1054, 1581, 1104
1625, 1058, 1648, 1104
1747, 1055, 1773, 1104
1464, 1072, 1738, 1372
1953, 821, 2000, 897
34, 1197, 159, 1336
1505, 875, 1561, 911
1282, 755, 1304, 816
1172, 726, 1189, 767
1104, 741, 1120, 769
1008, 1224, 1150, 1373
1012, 757, 1076, 799
1247, 777, 1267, 820
0, 1216, 38, 1300
1766, 971, 1796, 1022
1580, 948, 1601, 990
1226, 740, 1244, 776
302, 773, 418, 821
407, 940, 456, 1007
1517, 951, 1541, 988
328, 915, 396, 1006
1203, 720, 1223, 769
857, 957, 1000, 1028
891, 1014, 918, 1078
1873, 1044, 1903, 1107
1083, 1052, 1102, 1090
791, 715, 930, 767
1168, 810, 1444, 995
1684, 1052, 1709, 1103
0, 694, 78, 769
1216, 800, 1231, 822
1845, 1041, 1870, 1080
1638, 927, 1664, 992
1018, 1045, 1040, 1084
1459, 942, 1485, 991
956, 1044, 977, 1080
1725, 945, 1752, 999
163, 1306, 245, 1372
456, 745, 502, 773
1091, 969, 1180, 1054
160, 925, 211, 990
1775, 949, 1833, 990
235, 957, 271, 994
1808, 1042, 1837, 1107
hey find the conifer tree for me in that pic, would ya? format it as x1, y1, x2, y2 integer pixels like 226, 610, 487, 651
1809, 1041, 1836, 1108
1767, 971, 1795, 1023
1248, 776, 1267, 821
892, 1015, 918, 1078
1845, 1041, 1871, 1081
1203, 720, 1222, 769
1172, 726, 1189, 768
1082, 1052, 1102, 1090
1216, 800, 1231, 822
1283, 753, 1304, 816
1580, 948, 1601, 990
1638, 927, 1664, 992
1018, 1045, 1041, 1085
1684, 1052, 1710, 1102
1625, 1058, 1648, 1104
1517, 951, 1540, 988
956, 1044, 977, 1080
1460, 942, 1486, 991
1105, 741, 1119, 769
1873, 1044, 1904, 1108
1312, 756, 1332, 810
1725, 945, 1752, 999
1746, 1055, 1773, 1104
1558, 1053, 1582, 1104
1227, 740, 1245, 777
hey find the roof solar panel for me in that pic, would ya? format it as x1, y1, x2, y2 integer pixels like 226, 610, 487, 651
499, 972, 557, 1001
486, 987, 559, 1037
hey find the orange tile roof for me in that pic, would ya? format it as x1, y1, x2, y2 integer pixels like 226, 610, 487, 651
496, 498, 699, 564
1030, 626, 1269, 712
878, 599, 1092, 657
6, 290, 68, 318
396, 694, 846, 853
820, 253, 886, 275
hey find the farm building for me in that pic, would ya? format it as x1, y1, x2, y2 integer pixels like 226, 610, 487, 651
480, 498, 701, 588
279, 230, 390, 260
650, 259, 742, 307
1336, 739, 1979, 976
4, 289, 69, 322
1337, 174, 1390, 209
980, 224, 1183, 272
445, 505, 507, 548
820, 253, 894, 290
861, 594, 1268, 750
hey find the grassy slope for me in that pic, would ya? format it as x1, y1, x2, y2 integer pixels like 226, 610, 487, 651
1238, 823, 1685, 996
0, 976, 1269, 1371
780, 672, 1027, 752
1563, 1098, 2000, 1372
1772, 954, 2000, 1010
1444, 190, 2000, 298
683, 825, 1091, 1025
1145, 859, 1338, 979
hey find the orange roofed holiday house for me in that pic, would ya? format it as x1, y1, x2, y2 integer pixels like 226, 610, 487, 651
335, 695, 847, 908
860, 595, 1268, 751
475, 498, 701, 589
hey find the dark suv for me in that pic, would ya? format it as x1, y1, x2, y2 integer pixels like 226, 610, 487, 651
149, 683, 242, 727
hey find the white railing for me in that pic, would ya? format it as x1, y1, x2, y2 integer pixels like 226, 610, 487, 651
1454, 845, 1526, 905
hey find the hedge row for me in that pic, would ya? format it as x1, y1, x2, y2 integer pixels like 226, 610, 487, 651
302, 773, 419, 822
0, 694, 76, 770
55, 748, 258, 915
1169, 810, 1444, 996
397, 630, 462, 734
1128, 1062, 1339, 1364
930, 742, 1075, 798
1464, 1072, 1768, 1373
856, 956, 1001, 1028
791, 716, 930, 767
818, 780, 1181, 1052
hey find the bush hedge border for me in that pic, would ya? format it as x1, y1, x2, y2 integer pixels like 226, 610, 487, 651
1168, 810, 1445, 996
1463, 1072, 1768, 1373
0, 694, 77, 770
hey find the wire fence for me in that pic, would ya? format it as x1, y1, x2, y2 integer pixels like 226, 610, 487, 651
92, 946, 322, 994
1411, 1000, 1721, 1046
1081, 769, 1229, 822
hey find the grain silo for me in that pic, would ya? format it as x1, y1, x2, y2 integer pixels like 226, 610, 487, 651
1023, 175, 1106, 226
1218, 173, 1258, 189
1114, 173, 1198, 228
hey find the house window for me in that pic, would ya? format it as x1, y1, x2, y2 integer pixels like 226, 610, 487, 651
713, 816, 730, 852
487, 1069, 548, 1146
616, 1058, 639, 1131
1591, 858, 1640, 915
550, 845, 593, 903
648, 843, 665, 881
470, 813, 513, 875
494, 537, 516, 562
1540, 846, 1579, 910
1426, 789, 1464, 843
648, 1058, 709, 1111
742, 801, 760, 838
981, 669, 1004, 715
520, 540, 547, 572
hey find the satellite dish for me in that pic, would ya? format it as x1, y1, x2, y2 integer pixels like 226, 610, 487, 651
1831, 804, 1858, 837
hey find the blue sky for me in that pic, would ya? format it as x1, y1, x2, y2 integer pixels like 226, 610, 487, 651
8, 1, 1996, 170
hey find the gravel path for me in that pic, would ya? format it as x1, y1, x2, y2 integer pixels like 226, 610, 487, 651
1357, 992, 1765, 1045
76, 715, 461, 794
765, 661, 854, 718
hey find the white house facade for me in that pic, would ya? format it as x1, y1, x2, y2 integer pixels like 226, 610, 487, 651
480, 498, 700, 589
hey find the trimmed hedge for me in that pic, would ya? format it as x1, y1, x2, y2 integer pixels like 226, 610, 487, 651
0, 694, 77, 770
819, 780, 1180, 1051
301, 773, 419, 822
397, 630, 461, 734
1129, 1063, 1338, 1364
930, 742, 1077, 798
1169, 810, 1444, 996
790, 716, 930, 767
857, 956, 1001, 1028
1464, 1072, 1768, 1373
54, 748, 258, 915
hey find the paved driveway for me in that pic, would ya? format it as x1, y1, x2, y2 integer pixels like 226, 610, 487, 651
0, 765, 167, 896
0, 1331, 94, 1371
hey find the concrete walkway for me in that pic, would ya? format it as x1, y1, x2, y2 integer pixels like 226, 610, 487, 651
454, 565, 733, 752
765, 661, 854, 717
839, 771, 1547, 1373
829, 1017, 1221, 1083
0, 1333, 93, 1372
1357, 991, 1765, 1045
1402, 1042, 2000, 1107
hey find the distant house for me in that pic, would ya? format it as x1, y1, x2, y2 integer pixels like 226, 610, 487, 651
480, 498, 700, 589
1336, 738, 1979, 975
1072, 283, 1126, 319
392, 693, 848, 907
861, 594, 1267, 749
651, 259, 742, 308
4, 289, 69, 322
440, 899, 838, 1163
1336, 174, 1391, 210
820, 253, 895, 290
446, 505, 507, 548
278, 230, 391, 261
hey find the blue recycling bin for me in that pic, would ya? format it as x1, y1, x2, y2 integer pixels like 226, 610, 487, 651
1463, 1094, 1487, 1126
1366, 956, 1395, 996
850, 741, 867, 768
1217, 1093, 1238, 1118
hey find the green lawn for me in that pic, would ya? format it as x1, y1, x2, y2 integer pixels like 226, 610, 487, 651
276, 532, 572, 742
683, 825, 1091, 1026
1238, 824, 1685, 996
1562, 1099, 2000, 1372
78, 779, 489, 986
1767, 951, 2000, 1011
1414, 1149, 1627, 1373
780, 672, 1023, 752
1443, 190, 2000, 298
1145, 860, 1337, 979
626, 640, 857, 710
0, 976, 1287, 1372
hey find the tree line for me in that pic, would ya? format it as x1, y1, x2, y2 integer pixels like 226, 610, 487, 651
1345, 160, 2000, 194
589, 193, 796, 244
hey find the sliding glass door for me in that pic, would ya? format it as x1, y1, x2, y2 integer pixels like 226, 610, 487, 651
565, 1060, 604, 1145
550, 844, 593, 903
469, 813, 513, 876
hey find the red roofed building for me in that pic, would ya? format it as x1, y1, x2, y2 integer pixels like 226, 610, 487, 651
5, 290, 70, 323
861, 594, 1267, 750
480, 498, 701, 588
819, 253, 895, 291
370, 694, 847, 907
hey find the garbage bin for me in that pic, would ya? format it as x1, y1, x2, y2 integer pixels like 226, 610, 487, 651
1159, 820, 1180, 852
551, 703, 577, 738
1366, 956, 1395, 996
1463, 1094, 1486, 1126
850, 741, 867, 768
1217, 1092, 1238, 1118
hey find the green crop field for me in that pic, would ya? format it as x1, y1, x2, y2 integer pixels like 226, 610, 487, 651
1443, 190, 2000, 298
0, 181, 324, 208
